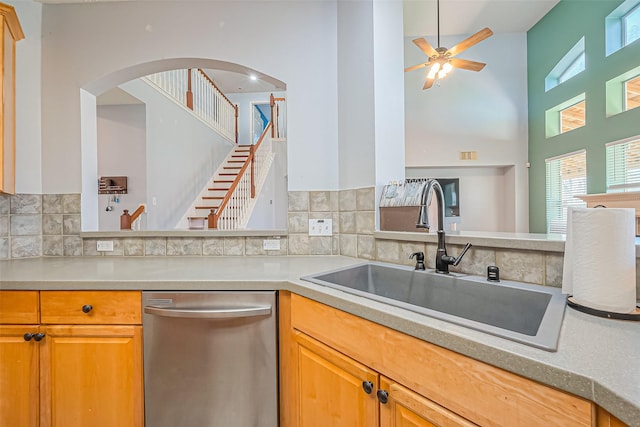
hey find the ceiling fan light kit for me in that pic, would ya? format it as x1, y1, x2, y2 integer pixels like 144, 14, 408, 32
405, 0, 493, 90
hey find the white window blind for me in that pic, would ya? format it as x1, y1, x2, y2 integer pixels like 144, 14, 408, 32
545, 150, 587, 234
606, 137, 640, 192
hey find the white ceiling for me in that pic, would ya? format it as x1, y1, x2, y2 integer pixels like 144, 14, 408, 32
403, 0, 560, 37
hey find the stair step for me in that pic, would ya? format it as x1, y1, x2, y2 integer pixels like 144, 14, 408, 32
214, 180, 234, 183
195, 206, 220, 210
208, 188, 230, 191
202, 196, 224, 200
228, 160, 245, 163
223, 166, 242, 170
219, 173, 238, 176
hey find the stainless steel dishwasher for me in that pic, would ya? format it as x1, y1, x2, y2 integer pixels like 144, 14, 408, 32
142, 291, 278, 427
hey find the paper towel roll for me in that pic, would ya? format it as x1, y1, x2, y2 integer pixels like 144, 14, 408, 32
562, 207, 637, 313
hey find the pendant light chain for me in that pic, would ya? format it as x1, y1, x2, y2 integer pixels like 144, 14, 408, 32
437, 0, 440, 48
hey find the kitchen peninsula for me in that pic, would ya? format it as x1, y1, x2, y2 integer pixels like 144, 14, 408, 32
1, 255, 638, 426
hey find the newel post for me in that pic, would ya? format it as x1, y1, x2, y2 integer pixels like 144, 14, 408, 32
120, 209, 131, 230
250, 145, 256, 198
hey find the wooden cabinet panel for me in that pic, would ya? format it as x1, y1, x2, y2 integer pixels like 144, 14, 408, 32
379, 376, 477, 427
290, 294, 594, 427
40, 291, 141, 325
0, 291, 39, 324
0, 3, 24, 194
39, 325, 144, 427
0, 325, 40, 427
293, 331, 378, 427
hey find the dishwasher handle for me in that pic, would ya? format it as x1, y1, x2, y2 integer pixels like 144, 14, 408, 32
144, 305, 272, 319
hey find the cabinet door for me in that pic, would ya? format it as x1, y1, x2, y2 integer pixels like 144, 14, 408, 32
379, 377, 477, 427
39, 325, 144, 427
293, 331, 378, 427
0, 325, 40, 427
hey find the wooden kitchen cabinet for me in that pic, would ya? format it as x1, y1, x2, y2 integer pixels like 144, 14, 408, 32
293, 331, 378, 427
0, 290, 143, 427
0, 291, 40, 427
378, 377, 477, 427
281, 292, 595, 427
0, 2, 24, 194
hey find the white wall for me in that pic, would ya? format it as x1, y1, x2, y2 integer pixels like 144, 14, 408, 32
406, 166, 514, 233
9, 0, 42, 193
404, 32, 529, 231
120, 79, 234, 230
97, 105, 147, 231
337, 0, 375, 189
38, 1, 338, 194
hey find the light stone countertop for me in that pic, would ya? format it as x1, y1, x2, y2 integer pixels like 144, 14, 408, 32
0, 256, 638, 426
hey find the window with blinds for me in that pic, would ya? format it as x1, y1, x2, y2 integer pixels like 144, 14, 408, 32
606, 137, 640, 192
545, 150, 587, 234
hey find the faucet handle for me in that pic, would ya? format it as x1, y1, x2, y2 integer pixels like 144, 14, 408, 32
409, 251, 424, 261
452, 243, 472, 267
410, 251, 426, 270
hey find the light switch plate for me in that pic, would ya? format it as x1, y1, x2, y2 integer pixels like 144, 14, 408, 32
97, 240, 114, 252
263, 239, 281, 251
309, 219, 333, 236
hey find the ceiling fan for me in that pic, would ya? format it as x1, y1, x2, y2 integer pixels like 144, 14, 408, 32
405, 0, 494, 90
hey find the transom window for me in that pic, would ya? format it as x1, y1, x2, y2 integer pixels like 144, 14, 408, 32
623, 3, 640, 45
625, 75, 640, 111
560, 100, 586, 133
558, 52, 586, 85
606, 0, 640, 55
545, 37, 585, 91
545, 150, 587, 234
606, 137, 640, 192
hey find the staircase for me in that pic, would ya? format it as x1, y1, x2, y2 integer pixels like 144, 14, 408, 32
179, 122, 275, 229
192, 145, 252, 220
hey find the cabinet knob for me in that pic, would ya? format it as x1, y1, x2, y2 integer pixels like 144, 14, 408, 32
23, 333, 34, 341
82, 304, 93, 314
34, 333, 46, 342
362, 381, 374, 394
376, 389, 389, 404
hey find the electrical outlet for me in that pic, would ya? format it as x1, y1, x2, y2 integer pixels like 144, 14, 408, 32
96, 240, 114, 252
263, 239, 281, 251
309, 219, 332, 236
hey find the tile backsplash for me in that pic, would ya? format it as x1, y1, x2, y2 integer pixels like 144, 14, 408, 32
2, 191, 638, 297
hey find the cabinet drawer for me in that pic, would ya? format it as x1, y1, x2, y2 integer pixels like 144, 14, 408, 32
40, 291, 141, 325
0, 291, 39, 324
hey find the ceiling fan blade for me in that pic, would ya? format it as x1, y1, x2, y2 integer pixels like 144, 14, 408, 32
446, 27, 493, 58
422, 77, 435, 90
412, 37, 438, 58
405, 61, 432, 73
449, 58, 486, 72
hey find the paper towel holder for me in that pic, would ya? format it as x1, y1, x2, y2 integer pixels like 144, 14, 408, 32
567, 296, 640, 321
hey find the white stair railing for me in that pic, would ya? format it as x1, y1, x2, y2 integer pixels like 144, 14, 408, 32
144, 69, 238, 143
210, 123, 274, 230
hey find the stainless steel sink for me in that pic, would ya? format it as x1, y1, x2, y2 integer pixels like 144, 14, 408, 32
301, 262, 567, 351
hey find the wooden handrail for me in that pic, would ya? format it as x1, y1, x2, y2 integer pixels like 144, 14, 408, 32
120, 204, 146, 230
130, 204, 145, 223
210, 122, 273, 228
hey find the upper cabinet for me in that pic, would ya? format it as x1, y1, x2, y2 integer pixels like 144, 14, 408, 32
0, 2, 24, 195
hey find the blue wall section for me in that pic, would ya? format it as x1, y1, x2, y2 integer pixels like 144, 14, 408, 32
527, 0, 640, 232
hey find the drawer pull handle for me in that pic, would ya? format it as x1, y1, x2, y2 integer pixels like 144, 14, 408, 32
23, 333, 34, 341
82, 305, 93, 314
377, 389, 389, 404
34, 333, 45, 342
